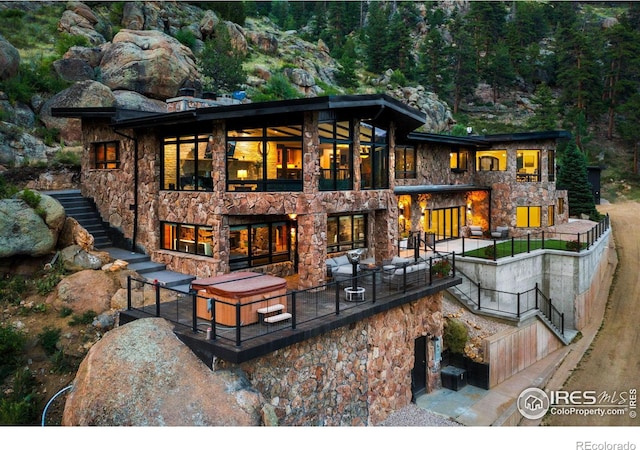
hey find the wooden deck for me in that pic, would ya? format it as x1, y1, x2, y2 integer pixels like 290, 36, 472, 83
120, 270, 461, 364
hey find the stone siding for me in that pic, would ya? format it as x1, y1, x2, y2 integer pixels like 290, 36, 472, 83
222, 293, 444, 426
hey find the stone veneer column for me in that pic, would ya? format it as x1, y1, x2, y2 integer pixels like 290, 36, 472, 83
296, 213, 327, 289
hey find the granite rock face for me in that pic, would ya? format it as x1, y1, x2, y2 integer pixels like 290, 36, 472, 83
99, 29, 200, 100
0, 192, 66, 258
63, 317, 264, 426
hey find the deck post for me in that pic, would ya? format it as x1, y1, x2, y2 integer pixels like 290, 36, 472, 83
291, 291, 297, 329
154, 279, 160, 317
191, 289, 197, 333
127, 275, 132, 310
235, 302, 241, 347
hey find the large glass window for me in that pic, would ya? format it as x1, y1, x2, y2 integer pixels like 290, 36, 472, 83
516, 206, 541, 227
319, 120, 353, 191
161, 222, 214, 256
548, 205, 555, 226
327, 214, 366, 253
360, 123, 388, 189
516, 150, 541, 182
395, 145, 416, 179
229, 221, 290, 269
162, 134, 214, 191
92, 141, 120, 169
450, 148, 469, 172
476, 150, 507, 171
226, 124, 303, 192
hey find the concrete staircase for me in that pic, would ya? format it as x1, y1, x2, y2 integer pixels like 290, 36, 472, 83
49, 190, 195, 293
49, 190, 112, 249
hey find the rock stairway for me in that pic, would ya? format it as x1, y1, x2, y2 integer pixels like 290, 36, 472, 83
49, 190, 195, 293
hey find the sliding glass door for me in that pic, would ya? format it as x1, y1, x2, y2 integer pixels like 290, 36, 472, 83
429, 206, 465, 241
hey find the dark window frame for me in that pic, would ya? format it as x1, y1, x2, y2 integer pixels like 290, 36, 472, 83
450, 147, 469, 173
319, 120, 353, 191
92, 141, 120, 169
161, 134, 214, 192
395, 145, 416, 179
327, 213, 367, 253
360, 123, 389, 190
229, 221, 292, 270
226, 124, 303, 193
160, 222, 214, 257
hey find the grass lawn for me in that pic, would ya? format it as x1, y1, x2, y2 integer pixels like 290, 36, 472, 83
463, 239, 585, 259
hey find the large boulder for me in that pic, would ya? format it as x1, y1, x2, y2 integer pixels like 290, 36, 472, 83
58, 8, 105, 46
99, 29, 199, 100
40, 80, 116, 144
53, 58, 95, 82
62, 318, 265, 426
59, 245, 110, 271
57, 216, 95, 251
0, 122, 59, 166
63, 45, 104, 68
113, 90, 167, 112
0, 35, 20, 81
0, 192, 66, 258
52, 269, 119, 315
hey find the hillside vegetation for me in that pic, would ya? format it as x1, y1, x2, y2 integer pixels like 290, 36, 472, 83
0, 0, 639, 201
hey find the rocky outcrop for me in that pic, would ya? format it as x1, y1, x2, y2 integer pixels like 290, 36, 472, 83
52, 269, 119, 315
52, 58, 95, 82
40, 80, 116, 144
113, 89, 167, 112
57, 217, 94, 251
62, 317, 265, 426
99, 29, 200, 100
57, 7, 105, 45
0, 192, 66, 258
0, 35, 20, 81
0, 122, 58, 166
59, 245, 110, 271
386, 83, 454, 133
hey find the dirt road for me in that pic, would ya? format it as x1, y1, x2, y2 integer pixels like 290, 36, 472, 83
546, 201, 640, 426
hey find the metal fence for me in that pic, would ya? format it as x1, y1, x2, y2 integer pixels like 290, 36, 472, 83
460, 214, 610, 260
126, 252, 457, 347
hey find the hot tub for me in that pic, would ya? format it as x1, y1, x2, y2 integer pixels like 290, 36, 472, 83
191, 272, 288, 326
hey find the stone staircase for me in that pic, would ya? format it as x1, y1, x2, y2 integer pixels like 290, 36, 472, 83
49, 190, 195, 293
49, 190, 112, 249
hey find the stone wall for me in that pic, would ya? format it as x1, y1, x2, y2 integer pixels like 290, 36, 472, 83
223, 293, 444, 426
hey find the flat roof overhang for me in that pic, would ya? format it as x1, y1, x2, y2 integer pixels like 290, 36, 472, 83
406, 132, 492, 148
406, 130, 572, 148
95, 94, 427, 136
394, 184, 492, 195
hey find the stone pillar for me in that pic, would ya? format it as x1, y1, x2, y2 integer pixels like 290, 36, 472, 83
296, 212, 327, 289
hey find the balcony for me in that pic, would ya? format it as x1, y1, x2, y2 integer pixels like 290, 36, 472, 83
120, 253, 461, 363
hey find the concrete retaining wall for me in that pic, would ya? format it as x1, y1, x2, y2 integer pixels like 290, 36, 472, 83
456, 229, 612, 330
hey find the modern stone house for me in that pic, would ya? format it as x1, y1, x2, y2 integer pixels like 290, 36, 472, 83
396, 131, 571, 244
52, 94, 575, 425
53, 95, 570, 286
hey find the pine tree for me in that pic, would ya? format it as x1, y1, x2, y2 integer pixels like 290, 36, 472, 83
417, 27, 451, 97
199, 24, 247, 95
527, 83, 559, 130
556, 139, 598, 219
364, 1, 389, 73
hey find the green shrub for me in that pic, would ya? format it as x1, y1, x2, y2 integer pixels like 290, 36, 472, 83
174, 28, 197, 49
443, 318, 468, 355
68, 310, 96, 326
59, 306, 73, 318
18, 189, 41, 209
0, 275, 27, 305
37, 326, 61, 356
54, 33, 90, 57
431, 259, 452, 277
50, 350, 77, 374
0, 368, 39, 425
389, 69, 407, 86
0, 175, 19, 199
0, 325, 26, 378
52, 149, 80, 168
